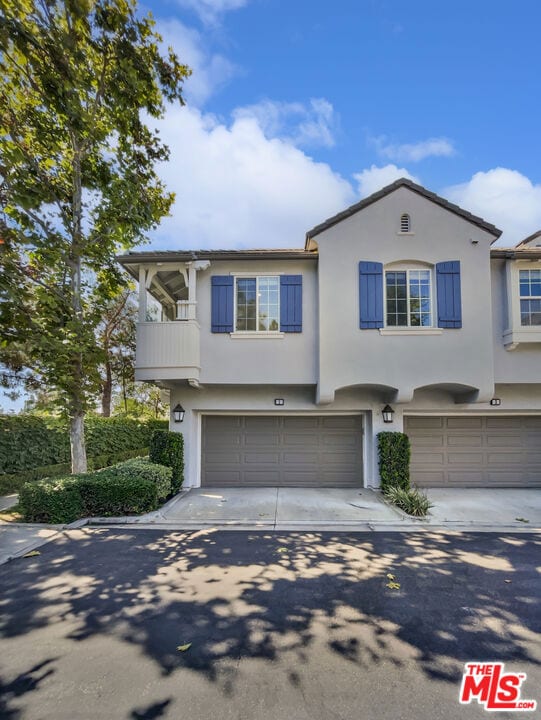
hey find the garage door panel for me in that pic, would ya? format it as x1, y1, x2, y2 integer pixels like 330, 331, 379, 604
412, 471, 446, 485
487, 452, 526, 466
446, 471, 485, 485
205, 452, 242, 464
406, 415, 541, 488
523, 417, 541, 428
447, 452, 485, 465
243, 453, 281, 464
485, 417, 523, 429
448, 435, 483, 447
416, 452, 445, 465
486, 434, 523, 447
202, 415, 363, 487
406, 417, 444, 429
447, 417, 483, 429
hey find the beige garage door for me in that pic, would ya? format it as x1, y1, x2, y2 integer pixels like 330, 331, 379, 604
405, 416, 541, 487
201, 415, 363, 487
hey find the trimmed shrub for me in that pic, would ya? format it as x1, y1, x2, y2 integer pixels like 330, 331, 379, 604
19, 476, 84, 524
87, 448, 149, 472
149, 430, 184, 493
384, 486, 433, 517
378, 431, 411, 493
78, 475, 157, 517
92, 458, 172, 502
0, 448, 150, 495
0, 414, 167, 475
0, 462, 73, 495
19, 458, 171, 522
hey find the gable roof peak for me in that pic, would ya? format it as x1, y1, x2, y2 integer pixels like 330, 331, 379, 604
305, 177, 503, 246
516, 229, 541, 248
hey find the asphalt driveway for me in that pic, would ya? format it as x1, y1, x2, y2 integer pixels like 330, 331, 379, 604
1, 528, 539, 719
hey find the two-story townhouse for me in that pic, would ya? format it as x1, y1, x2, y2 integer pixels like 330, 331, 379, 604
118, 178, 541, 490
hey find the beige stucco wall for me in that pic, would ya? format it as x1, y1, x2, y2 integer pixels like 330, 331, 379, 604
315, 186, 497, 403
196, 259, 318, 385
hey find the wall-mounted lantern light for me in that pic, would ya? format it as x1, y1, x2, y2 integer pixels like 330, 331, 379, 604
173, 404, 185, 423
382, 405, 394, 423
490, 398, 501, 406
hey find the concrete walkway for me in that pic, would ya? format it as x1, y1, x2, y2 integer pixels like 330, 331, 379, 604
0, 494, 18, 511
124, 486, 541, 531
0, 524, 61, 565
425, 488, 541, 526
153, 487, 403, 528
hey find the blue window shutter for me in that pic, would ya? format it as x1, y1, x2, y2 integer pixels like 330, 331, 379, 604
436, 261, 462, 328
359, 262, 384, 329
280, 275, 302, 332
211, 276, 234, 332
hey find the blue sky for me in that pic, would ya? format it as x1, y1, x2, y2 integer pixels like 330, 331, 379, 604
136, 0, 541, 251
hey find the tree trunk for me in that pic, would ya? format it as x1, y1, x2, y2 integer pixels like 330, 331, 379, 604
101, 357, 112, 417
122, 375, 128, 414
69, 411, 87, 474
69, 140, 87, 474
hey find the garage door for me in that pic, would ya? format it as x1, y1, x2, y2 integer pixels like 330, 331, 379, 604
405, 416, 541, 487
201, 415, 363, 487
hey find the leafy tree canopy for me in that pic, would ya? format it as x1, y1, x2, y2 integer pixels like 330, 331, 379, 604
0, 0, 190, 470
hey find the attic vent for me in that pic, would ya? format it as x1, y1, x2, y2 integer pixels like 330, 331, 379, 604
400, 213, 411, 233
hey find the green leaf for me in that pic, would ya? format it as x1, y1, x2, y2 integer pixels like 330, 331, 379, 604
177, 643, 192, 652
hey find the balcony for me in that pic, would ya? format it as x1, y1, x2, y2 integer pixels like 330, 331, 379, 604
135, 321, 200, 382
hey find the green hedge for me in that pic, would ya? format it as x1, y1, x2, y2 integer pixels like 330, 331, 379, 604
377, 431, 411, 493
19, 458, 172, 523
149, 430, 184, 494
18, 476, 84, 524
0, 415, 168, 475
0, 448, 150, 495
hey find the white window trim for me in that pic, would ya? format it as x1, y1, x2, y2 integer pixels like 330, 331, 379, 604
519, 268, 541, 326
384, 266, 435, 329
233, 275, 281, 334
379, 328, 442, 336
230, 332, 285, 339
504, 259, 541, 349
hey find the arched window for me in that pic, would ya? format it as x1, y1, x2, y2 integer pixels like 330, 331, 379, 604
400, 213, 411, 233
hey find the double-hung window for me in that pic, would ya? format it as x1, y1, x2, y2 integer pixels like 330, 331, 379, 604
235, 276, 280, 332
385, 269, 432, 327
519, 269, 541, 326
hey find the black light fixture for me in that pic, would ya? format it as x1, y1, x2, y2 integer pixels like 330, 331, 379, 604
274, 398, 285, 406
490, 398, 502, 406
173, 404, 185, 423
382, 405, 394, 423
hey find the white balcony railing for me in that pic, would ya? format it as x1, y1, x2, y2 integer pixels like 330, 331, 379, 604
135, 321, 200, 381
176, 300, 197, 320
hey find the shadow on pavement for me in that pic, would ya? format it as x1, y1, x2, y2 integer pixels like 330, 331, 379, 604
0, 529, 539, 717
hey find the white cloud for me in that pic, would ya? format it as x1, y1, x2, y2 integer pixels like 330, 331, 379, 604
149, 106, 355, 250
371, 135, 456, 162
353, 164, 419, 198
232, 98, 338, 148
175, 0, 249, 25
443, 168, 541, 246
156, 18, 237, 105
